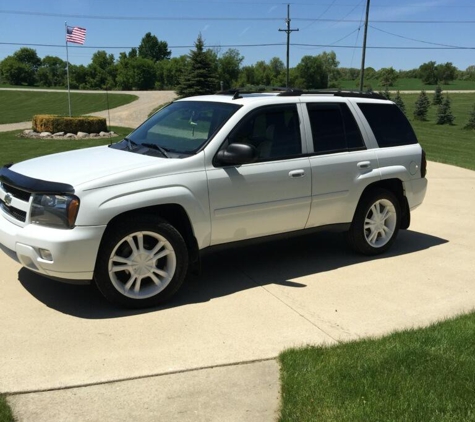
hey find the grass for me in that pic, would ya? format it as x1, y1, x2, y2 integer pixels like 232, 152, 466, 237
0, 126, 134, 165
338, 78, 475, 91
279, 312, 475, 422
399, 93, 475, 171
0, 90, 137, 124
0, 395, 13, 422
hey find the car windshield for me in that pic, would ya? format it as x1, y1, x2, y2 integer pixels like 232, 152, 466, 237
124, 101, 240, 157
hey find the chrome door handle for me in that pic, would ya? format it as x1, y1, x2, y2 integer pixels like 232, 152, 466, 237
289, 169, 305, 178
357, 161, 371, 169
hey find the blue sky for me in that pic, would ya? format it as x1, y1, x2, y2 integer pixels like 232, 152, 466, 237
1, 0, 474, 71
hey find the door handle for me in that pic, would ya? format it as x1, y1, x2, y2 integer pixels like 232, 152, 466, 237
289, 169, 305, 178
357, 161, 371, 169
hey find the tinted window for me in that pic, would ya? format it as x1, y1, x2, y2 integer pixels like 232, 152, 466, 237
357, 103, 418, 147
228, 105, 301, 161
307, 103, 365, 154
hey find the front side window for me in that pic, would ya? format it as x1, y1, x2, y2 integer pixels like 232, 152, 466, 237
307, 103, 365, 155
357, 103, 418, 148
226, 104, 302, 161
112, 101, 240, 158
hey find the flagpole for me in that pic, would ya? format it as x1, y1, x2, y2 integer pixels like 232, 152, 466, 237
65, 22, 72, 117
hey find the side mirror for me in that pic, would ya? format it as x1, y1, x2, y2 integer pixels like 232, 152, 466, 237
216, 143, 258, 165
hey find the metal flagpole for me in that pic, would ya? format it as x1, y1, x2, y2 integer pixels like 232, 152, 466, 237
65, 22, 72, 117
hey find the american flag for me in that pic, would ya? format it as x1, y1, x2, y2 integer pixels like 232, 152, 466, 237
66, 26, 86, 45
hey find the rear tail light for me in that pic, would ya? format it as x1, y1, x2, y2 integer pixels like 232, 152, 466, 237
421, 149, 427, 178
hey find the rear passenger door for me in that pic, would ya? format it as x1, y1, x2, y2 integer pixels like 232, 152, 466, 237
303, 101, 381, 228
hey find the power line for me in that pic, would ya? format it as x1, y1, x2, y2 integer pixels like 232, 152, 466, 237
1, 41, 474, 50
1, 10, 475, 23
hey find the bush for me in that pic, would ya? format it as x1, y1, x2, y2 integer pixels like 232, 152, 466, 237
32, 115, 107, 133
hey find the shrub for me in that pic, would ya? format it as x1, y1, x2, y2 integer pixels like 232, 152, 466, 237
433, 85, 443, 105
32, 115, 107, 133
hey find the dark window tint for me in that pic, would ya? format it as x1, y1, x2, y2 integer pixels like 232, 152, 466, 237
307, 103, 365, 154
229, 105, 301, 161
357, 103, 418, 147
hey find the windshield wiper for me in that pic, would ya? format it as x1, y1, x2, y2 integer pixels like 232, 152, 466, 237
123, 137, 138, 150
141, 143, 170, 158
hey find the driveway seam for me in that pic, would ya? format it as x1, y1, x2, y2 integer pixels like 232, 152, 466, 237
4, 357, 277, 396
224, 255, 341, 344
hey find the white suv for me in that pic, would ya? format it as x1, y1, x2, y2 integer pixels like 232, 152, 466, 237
0, 91, 427, 308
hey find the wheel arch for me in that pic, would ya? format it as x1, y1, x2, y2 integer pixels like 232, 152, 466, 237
359, 178, 410, 229
101, 204, 200, 269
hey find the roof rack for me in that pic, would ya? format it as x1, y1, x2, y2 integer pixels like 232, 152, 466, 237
215, 88, 387, 101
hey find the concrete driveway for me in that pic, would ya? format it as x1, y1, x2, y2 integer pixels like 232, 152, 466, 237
2, 161, 475, 421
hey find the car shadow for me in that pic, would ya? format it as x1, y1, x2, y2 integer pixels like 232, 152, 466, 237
18, 229, 448, 319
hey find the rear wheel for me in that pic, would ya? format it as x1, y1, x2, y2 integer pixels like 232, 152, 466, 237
348, 189, 401, 255
94, 216, 189, 308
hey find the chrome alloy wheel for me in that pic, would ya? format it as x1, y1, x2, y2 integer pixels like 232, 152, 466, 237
108, 231, 177, 299
364, 199, 397, 248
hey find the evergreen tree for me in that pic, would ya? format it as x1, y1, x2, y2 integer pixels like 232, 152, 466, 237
394, 91, 406, 115
176, 34, 219, 98
433, 85, 443, 105
414, 90, 430, 121
463, 103, 475, 130
436, 96, 455, 125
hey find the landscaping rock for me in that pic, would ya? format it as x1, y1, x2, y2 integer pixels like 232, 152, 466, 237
53, 132, 65, 137
89, 133, 100, 138
23, 130, 35, 136
65, 133, 76, 139
76, 132, 88, 139
40, 132, 52, 137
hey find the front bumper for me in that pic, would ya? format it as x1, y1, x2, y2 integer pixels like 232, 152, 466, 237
0, 214, 106, 281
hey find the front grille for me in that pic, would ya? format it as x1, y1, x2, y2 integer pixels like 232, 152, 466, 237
2, 183, 31, 202
1, 202, 27, 222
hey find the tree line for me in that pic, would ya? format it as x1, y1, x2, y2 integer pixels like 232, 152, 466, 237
1, 32, 475, 93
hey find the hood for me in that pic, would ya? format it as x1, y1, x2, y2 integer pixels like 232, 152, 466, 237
10, 146, 164, 188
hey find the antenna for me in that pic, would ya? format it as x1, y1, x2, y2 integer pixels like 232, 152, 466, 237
279, 4, 299, 88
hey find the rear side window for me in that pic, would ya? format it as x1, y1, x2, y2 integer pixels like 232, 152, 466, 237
357, 103, 418, 147
307, 103, 365, 155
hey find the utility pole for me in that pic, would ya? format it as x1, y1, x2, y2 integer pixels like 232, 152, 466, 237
359, 0, 371, 92
279, 4, 299, 88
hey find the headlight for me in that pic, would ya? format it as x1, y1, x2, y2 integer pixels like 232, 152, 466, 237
30, 194, 80, 229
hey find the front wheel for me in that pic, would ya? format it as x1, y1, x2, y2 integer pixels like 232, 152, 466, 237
94, 216, 189, 308
348, 189, 401, 255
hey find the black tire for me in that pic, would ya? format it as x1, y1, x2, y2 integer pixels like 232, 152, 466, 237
94, 215, 189, 308
348, 188, 401, 255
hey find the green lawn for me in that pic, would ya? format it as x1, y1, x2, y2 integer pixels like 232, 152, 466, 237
279, 312, 475, 422
0, 395, 13, 422
400, 93, 475, 171
339, 78, 475, 92
0, 126, 133, 165
0, 90, 137, 124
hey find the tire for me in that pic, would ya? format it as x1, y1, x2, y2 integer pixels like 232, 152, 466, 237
348, 188, 401, 255
94, 215, 189, 308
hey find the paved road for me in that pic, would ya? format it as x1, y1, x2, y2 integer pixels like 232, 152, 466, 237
0, 89, 177, 132
2, 161, 475, 421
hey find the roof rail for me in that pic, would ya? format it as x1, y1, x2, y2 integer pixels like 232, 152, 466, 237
215, 88, 387, 100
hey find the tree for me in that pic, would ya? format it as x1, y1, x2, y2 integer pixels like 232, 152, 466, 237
437, 62, 457, 85
295, 55, 327, 89
436, 96, 455, 125
318, 51, 340, 86
463, 103, 475, 130
414, 91, 430, 121
87, 51, 117, 89
176, 34, 219, 97
0, 47, 41, 85
394, 91, 406, 115
138, 32, 171, 62
419, 61, 438, 85
268, 57, 285, 86
218, 48, 244, 90
433, 85, 443, 105
37, 56, 66, 87
378, 67, 398, 87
